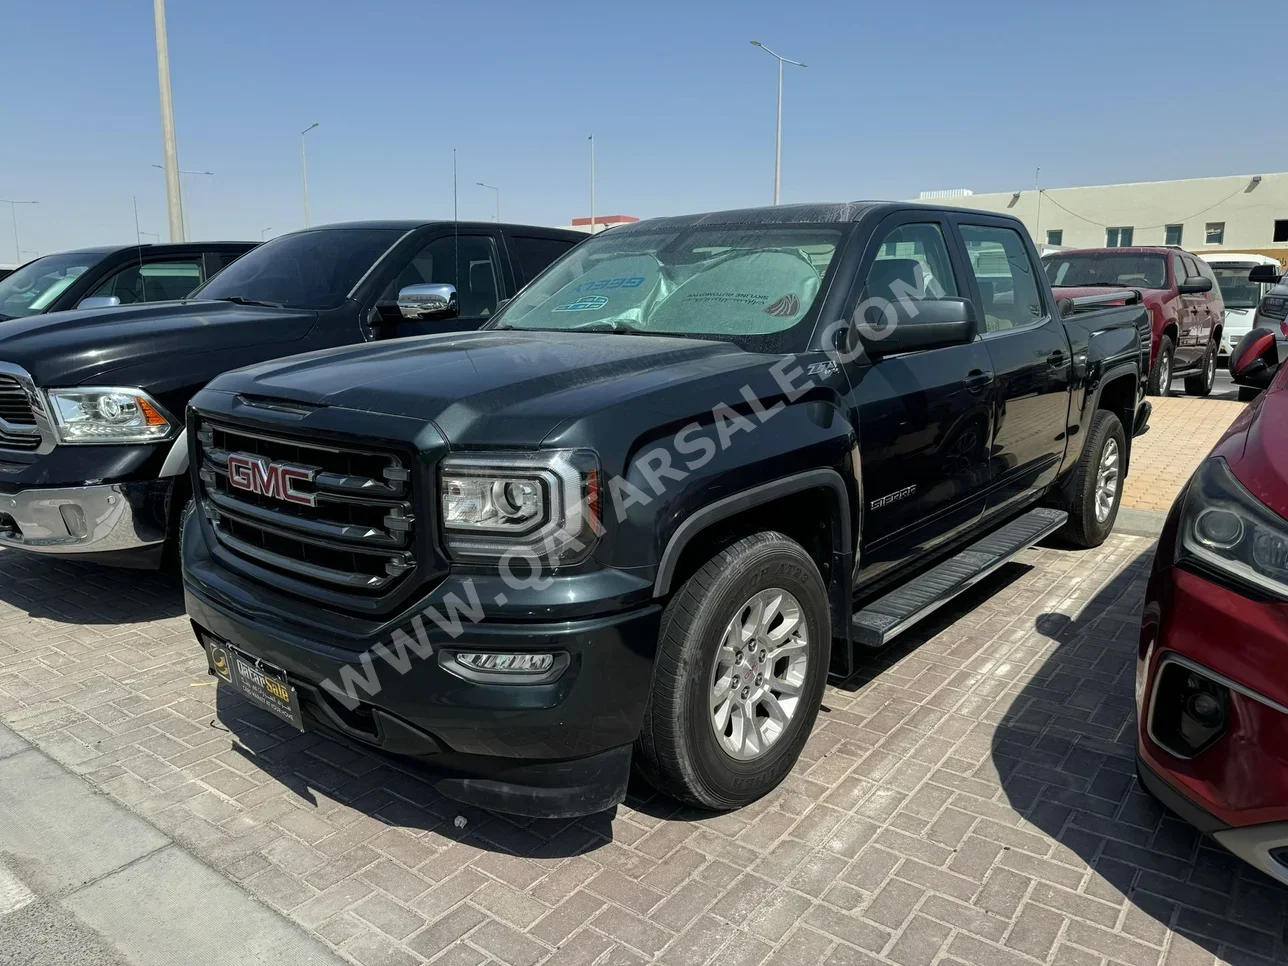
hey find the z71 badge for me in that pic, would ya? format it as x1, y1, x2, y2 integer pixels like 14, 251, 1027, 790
871, 485, 916, 510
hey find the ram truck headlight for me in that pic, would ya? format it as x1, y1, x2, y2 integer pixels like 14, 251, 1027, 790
440, 450, 600, 564
1178, 457, 1288, 599
44, 388, 175, 445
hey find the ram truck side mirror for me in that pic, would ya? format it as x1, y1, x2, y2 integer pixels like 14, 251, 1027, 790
856, 296, 978, 358
397, 283, 459, 322
76, 296, 121, 310
1249, 265, 1284, 285
1177, 277, 1214, 295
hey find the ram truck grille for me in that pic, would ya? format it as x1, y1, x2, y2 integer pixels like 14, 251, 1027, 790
0, 372, 41, 452
196, 419, 415, 597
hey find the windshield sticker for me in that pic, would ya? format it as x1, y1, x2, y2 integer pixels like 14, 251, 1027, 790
680, 292, 771, 307
764, 294, 800, 318
574, 276, 646, 294
553, 295, 610, 312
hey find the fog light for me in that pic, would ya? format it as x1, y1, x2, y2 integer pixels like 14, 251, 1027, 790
456, 652, 555, 674
1149, 660, 1230, 759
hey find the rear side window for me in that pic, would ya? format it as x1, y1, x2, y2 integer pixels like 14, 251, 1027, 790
89, 259, 204, 304
961, 225, 1044, 332
511, 235, 578, 283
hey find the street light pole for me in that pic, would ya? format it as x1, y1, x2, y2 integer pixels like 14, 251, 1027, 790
301, 122, 319, 227
750, 41, 806, 206
152, 165, 212, 240
153, 0, 185, 241
261, 227, 273, 240
475, 183, 500, 222
0, 200, 38, 263
588, 135, 596, 233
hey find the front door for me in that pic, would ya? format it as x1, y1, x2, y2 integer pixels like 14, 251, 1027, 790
955, 219, 1072, 519
844, 216, 995, 588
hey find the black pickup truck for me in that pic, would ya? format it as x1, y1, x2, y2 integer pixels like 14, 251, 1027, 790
182, 202, 1152, 817
0, 221, 582, 567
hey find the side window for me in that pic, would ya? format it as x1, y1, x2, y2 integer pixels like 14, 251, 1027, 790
89, 259, 204, 304
511, 235, 577, 283
381, 235, 503, 318
1173, 255, 1189, 284
861, 223, 959, 312
960, 225, 1045, 333
1182, 255, 1201, 284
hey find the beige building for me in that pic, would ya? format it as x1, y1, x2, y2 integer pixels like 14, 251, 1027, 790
921, 173, 1288, 264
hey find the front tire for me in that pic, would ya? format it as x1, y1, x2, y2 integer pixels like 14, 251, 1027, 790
1238, 386, 1260, 402
1185, 343, 1216, 396
1059, 410, 1126, 549
635, 532, 830, 810
1148, 335, 1174, 397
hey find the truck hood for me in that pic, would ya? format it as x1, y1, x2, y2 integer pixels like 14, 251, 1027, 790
0, 300, 318, 387
1221, 363, 1288, 521
210, 329, 762, 446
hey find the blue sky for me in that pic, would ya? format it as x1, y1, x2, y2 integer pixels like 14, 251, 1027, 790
4, 0, 1286, 258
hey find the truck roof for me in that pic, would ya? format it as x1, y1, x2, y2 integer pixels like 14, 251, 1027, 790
52, 242, 256, 256
1045, 247, 1177, 257
610, 201, 1015, 233
305, 220, 583, 236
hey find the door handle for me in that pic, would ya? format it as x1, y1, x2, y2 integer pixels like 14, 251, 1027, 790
964, 370, 993, 393
1046, 349, 1066, 367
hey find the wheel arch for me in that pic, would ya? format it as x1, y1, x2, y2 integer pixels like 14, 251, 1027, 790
1091, 364, 1138, 476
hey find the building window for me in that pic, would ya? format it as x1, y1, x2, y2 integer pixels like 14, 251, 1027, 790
1106, 227, 1134, 248
1275, 219, 1288, 243
1165, 225, 1184, 246
1046, 230, 1063, 246
1206, 222, 1225, 246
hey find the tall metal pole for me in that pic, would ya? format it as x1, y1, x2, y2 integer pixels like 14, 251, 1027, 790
301, 122, 319, 227
0, 201, 38, 263
588, 135, 596, 233
1034, 167, 1043, 246
476, 183, 500, 222
751, 41, 806, 206
133, 196, 142, 246
153, 0, 185, 242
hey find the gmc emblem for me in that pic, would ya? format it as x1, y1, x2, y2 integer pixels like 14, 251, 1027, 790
226, 453, 317, 507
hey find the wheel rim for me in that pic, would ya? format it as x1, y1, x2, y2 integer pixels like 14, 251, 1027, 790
709, 588, 809, 761
1208, 350, 1216, 385
1095, 437, 1120, 523
1158, 352, 1171, 393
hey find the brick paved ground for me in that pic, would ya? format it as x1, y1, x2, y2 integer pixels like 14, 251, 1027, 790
1, 533, 1285, 966
1121, 397, 1246, 514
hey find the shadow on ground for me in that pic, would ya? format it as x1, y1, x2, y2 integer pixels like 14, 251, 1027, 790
0, 550, 184, 624
992, 547, 1288, 963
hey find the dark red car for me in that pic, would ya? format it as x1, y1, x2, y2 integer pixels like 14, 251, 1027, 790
1043, 247, 1225, 397
1137, 361, 1288, 885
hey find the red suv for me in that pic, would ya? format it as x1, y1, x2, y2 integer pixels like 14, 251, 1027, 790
1136, 361, 1288, 885
1043, 247, 1225, 397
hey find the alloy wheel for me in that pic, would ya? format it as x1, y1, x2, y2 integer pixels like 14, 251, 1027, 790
1095, 437, 1121, 523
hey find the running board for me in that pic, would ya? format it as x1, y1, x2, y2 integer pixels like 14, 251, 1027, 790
851, 507, 1067, 649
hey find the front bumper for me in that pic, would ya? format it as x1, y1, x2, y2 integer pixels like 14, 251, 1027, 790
183, 513, 663, 818
0, 479, 171, 557
1137, 564, 1288, 884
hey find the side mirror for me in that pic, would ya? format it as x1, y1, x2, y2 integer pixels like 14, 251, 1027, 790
1177, 277, 1214, 295
76, 296, 121, 310
857, 296, 977, 357
1249, 265, 1284, 285
397, 283, 459, 322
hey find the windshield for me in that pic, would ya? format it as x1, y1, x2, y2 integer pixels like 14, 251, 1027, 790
193, 228, 403, 310
1209, 264, 1265, 309
1043, 253, 1168, 290
492, 224, 843, 352
0, 251, 107, 319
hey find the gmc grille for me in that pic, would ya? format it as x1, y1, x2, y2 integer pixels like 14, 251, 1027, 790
0, 372, 41, 452
196, 419, 415, 597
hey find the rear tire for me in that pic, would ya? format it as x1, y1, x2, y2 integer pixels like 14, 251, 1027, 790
635, 532, 830, 810
1238, 386, 1260, 402
1058, 410, 1126, 549
1148, 335, 1174, 397
1185, 343, 1216, 396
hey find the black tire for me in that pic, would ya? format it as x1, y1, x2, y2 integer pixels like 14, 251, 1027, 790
1148, 335, 1174, 397
162, 479, 195, 574
1058, 410, 1126, 549
1185, 342, 1216, 396
1238, 386, 1260, 402
635, 532, 831, 810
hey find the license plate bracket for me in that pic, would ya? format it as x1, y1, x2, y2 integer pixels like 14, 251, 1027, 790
202, 636, 304, 731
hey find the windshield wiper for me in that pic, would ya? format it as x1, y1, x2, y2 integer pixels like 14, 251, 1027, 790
0, 314, 11, 322
211, 296, 284, 308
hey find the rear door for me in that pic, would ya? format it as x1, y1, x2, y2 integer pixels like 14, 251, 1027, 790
1173, 254, 1204, 367
1193, 256, 1223, 354
844, 213, 995, 587
953, 216, 1072, 520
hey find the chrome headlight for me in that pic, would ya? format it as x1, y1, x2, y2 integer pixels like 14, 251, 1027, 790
1178, 457, 1288, 599
44, 388, 175, 445
440, 450, 600, 564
